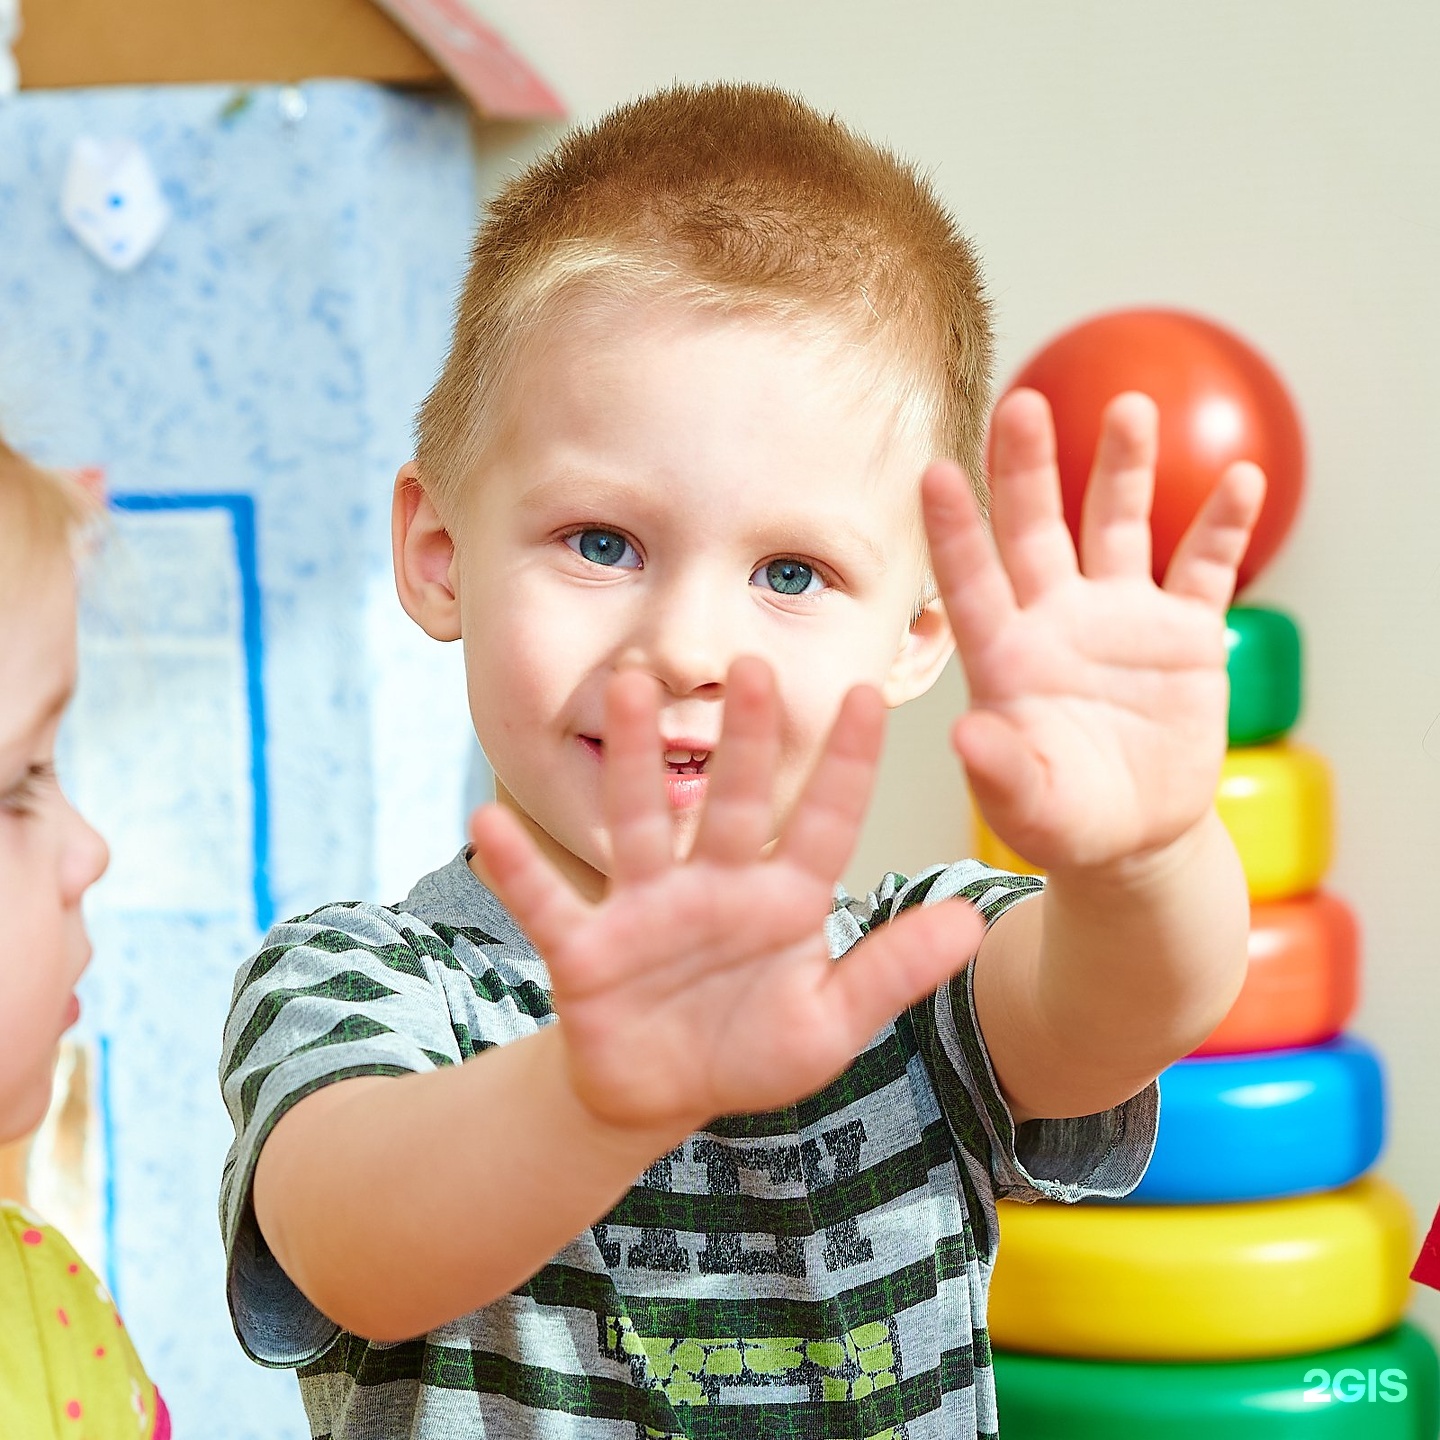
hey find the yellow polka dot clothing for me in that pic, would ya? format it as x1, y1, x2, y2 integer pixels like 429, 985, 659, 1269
0, 1200, 169, 1438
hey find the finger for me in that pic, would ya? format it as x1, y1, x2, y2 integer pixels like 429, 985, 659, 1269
690, 655, 781, 867
988, 388, 1081, 605
821, 897, 986, 1047
1077, 392, 1158, 580
467, 803, 592, 959
1162, 461, 1268, 609
601, 668, 674, 886
769, 682, 887, 886
921, 459, 1018, 664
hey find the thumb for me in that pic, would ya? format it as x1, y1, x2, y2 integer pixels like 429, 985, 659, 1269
952, 710, 1045, 842
466, 803, 589, 961
824, 897, 987, 1047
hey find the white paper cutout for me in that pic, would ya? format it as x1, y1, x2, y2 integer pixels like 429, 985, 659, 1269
276, 85, 308, 124
61, 136, 171, 272
0, 0, 19, 98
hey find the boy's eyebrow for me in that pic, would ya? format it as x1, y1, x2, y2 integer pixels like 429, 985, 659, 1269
517, 477, 887, 569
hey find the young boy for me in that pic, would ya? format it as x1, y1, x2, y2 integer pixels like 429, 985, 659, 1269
218, 83, 1265, 1439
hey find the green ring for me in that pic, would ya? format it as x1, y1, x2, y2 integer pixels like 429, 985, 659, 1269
993, 1322, 1439, 1437
1228, 605, 1302, 746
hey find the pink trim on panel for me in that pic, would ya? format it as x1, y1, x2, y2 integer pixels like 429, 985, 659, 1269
370, 0, 564, 118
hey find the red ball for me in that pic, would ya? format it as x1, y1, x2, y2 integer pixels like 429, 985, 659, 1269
1002, 309, 1305, 593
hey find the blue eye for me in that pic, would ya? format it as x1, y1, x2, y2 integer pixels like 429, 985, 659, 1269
753, 558, 824, 597
562, 527, 829, 598
564, 528, 639, 568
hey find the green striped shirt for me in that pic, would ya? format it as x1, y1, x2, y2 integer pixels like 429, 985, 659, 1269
219, 850, 1158, 1439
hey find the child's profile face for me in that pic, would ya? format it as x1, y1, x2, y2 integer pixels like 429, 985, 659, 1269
449, 299, 952, 902
0, 559, 108, 1145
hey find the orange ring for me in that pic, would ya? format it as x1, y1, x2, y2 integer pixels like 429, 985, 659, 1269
1193, 890, 1360, 1056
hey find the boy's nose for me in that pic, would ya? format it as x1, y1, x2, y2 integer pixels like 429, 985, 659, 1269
617, 636, 728, 699
620, 577, 737, 698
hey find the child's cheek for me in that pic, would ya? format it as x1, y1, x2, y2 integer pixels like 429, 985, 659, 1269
0, 824, 57, 929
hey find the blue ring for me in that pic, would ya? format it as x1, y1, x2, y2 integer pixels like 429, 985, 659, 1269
1115, 1035, 1384, 1203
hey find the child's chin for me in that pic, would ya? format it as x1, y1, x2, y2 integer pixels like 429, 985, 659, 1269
0, 1069, 56, 1149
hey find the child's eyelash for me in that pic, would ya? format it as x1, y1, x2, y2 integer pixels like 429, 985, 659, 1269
560, 526, 640, 565
1, 762, 57, 815
558, 526, 836, 594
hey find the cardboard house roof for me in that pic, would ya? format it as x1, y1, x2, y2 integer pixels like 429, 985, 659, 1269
14, 0, 564, 119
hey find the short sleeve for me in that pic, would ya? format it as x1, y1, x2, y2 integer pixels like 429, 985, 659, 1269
847, 860, 1159, 1261
935, 952, 1158, 1223
217, 903, 462, 1367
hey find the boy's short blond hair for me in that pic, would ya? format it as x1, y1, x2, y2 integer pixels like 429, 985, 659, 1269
0, 436, 96, 601
417, 81, 996, 618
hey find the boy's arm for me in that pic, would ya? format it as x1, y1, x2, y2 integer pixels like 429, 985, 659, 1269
971, 807, 1247, 1125
922, 388, 1265, 1128
253, 1024, 685, 1343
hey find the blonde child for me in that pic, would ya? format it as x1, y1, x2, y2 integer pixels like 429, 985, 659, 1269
219, 83, 1265, 1439
0, 438, 169, 1434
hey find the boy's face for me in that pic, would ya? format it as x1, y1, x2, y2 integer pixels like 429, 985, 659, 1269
0, 558, 108, 1145
401, 301, 955, 902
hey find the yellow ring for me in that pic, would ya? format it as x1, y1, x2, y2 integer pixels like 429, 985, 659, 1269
1217, 743, 1332, 900
988, 1177, 1412, 1360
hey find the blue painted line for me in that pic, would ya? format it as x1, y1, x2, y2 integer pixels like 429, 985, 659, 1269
110, 493, 274, 930
96, 1032, 120, 1309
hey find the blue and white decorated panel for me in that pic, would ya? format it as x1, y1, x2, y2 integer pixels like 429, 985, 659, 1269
0, 81, 485, 1437
75, 496, 270, 927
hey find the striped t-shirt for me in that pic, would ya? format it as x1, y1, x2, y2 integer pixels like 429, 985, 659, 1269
219, 849, 1159, 1440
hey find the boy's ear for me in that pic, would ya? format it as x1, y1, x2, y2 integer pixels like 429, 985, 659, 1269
881, 595, 956, 707
392, 462, 462, 642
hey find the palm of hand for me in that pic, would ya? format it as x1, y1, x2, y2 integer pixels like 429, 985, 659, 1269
962, 573, 1231, 869
926, 390, 1266, 874
542, 862, 853, 1129
469, 660, 986, 1137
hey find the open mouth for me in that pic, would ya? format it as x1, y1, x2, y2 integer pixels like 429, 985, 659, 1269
582, 738, 711, 774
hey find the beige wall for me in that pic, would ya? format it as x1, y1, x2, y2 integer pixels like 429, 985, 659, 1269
467, 0, 1440, 1334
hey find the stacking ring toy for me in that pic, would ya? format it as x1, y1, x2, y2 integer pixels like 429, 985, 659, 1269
1227, 605, 1303, 747
1195, 891, 1359, 1055
988, 1177, 1411, 1359
993, 1321, 1440, 1438
1120, 1035, 1383, 1203
1217, 743, 1332, 901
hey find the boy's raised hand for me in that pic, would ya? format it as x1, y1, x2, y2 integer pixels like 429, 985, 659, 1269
926, 387, 1268, 875
468, 658, 985, 1138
